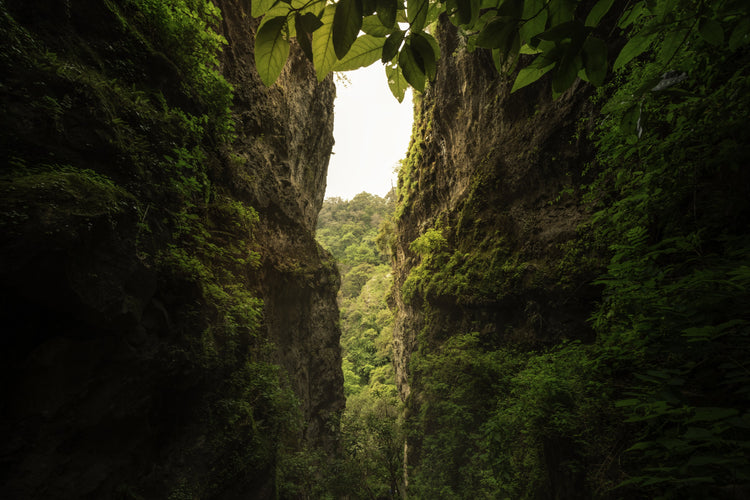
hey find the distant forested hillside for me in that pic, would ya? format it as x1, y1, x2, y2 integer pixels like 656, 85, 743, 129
317, 191, 404, 497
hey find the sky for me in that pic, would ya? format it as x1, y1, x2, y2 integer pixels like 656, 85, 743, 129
325, 64, 413, 200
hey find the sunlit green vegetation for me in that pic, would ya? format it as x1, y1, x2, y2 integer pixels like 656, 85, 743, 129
317, 191, 405, 497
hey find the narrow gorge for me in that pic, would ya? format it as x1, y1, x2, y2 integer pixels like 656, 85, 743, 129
2, 0, 749, 499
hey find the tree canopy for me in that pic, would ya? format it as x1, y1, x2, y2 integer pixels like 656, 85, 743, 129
316, 192, 404, 496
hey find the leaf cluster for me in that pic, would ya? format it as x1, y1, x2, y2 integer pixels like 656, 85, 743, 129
584, 2, 750, 493
251, 0, 664, 100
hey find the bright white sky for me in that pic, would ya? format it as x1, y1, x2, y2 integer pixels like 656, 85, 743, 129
325, 64, 413, 200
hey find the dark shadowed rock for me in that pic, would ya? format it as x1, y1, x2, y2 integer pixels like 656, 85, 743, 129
0, 0, 342, 497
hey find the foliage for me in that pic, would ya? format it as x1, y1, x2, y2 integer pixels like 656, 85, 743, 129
191, 360, 303, 498
407, 334, 618, 499
249, 0, 746, 104
0, 162, 133, 231
317, 192, 405, 496
402, 225, 526, 305
318, 192, 396, 390
115, 0, 233, 131
584, 3, 750, 493
338, 380, 404, 498
317, 192, 394, 268
88, 0, 262, 366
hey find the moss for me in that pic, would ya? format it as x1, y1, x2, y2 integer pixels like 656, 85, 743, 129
0, 165, 134, 234
395, 98, 433, 219
552, 223, 605, 290
0, 1, 296, 495
156, 200, 264, 358
402, 215, 534, 305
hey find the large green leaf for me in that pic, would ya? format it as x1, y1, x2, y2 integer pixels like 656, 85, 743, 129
258, 3, 292, 30
313, 5, 338, 81
548, 0, 576, 25
399, 43, 426, 92
535, 20, 586, 43
476, 16, 506, 48
410, 32, 437, 80
421, 30, 440, 60
582, 36, 607, 86
520, 0, 547, 43
453, 0, 479, 27
362, 0, 377, 15
382, 29, 405, 63
698, 18, 724, 46
585, 0, 615, 27
255, 16, 290, 87
510, 55, 555, 93
496, 0, 522, 18
618, 0, 646, 29
333, 0, 364, 59
362, 15, 394, 37
251, 0, 276, 18
292, 0, 326, 16
295, 14, 315, 62
297, 11, 323, 32
656, 28, 688, 65
333, 35, 386, 71
385, 62, 408, 102
377, 0, 398, 28
476, 16, 519, 53
613, 33, 654, 71
521, 0, 544, 18
407, 0, 428, 32
552, 49, 580, 94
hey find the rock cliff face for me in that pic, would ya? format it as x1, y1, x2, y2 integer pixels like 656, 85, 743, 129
0, 1, 342, 498
217, 0, 343, 450
391, 9, 750, 498
390, 19, 603, 491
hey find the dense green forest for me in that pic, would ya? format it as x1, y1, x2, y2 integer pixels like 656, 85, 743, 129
317, 192, 405, 497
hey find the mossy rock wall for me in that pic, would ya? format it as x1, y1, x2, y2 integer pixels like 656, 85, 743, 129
390, 19, 606, 496
391, 10, 750, 499
0, 0, 342, 498
392, 20, 601, 399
